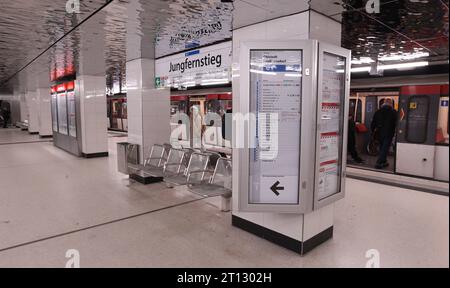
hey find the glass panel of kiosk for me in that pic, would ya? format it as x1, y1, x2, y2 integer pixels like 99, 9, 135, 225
57, 88, 68, 135
51, 88, 58, 132
315, 51, 347, 204
68, 88, 77, 138
248, 49, 303, 206
238, 40, 351, 214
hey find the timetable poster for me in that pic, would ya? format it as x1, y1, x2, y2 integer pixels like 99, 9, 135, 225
249, 49, 302, 205
319, 132, 339, 163
318, 160, 339, 200
320, 103, 340, 133
318, 53, 345, 200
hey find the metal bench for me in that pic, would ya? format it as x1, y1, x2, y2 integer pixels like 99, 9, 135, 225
187, 157, 232, 211
161, 148, 188, 178
128, 143, 171, 184
164, 152, 212, 187
128, 143, 171, 173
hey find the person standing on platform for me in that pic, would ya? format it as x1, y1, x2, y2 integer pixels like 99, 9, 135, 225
348, 112, 364, 163
371, 98, 398, 169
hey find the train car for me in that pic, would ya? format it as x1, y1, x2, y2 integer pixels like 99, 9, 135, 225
107, 94, 127, 132
348, 83, 449, 182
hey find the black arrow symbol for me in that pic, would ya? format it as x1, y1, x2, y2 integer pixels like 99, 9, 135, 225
270, 181, 284, 196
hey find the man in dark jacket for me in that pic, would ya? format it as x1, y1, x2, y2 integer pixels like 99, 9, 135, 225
371, 98, 397, 169
348, 112, 363, 163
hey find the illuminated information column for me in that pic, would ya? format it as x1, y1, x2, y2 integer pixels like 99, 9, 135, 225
318, 53, 346, 200
51, 90, 58, 132
249, 50, 302, 205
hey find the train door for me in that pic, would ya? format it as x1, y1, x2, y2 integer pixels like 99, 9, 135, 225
170, 96, 190, 148
110, 99, 121, 130
348, 93, 398, 172
204, 94, 232, 150
189, 96, 206, 149
117, 100, 124, 131
396, 86, 440, 178
121, 99, 128, 132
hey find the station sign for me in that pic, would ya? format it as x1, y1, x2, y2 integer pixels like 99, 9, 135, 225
155, 41, 232, 89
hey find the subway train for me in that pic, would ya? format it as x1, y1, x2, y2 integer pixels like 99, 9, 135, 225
107, 94, 128, 132
349, 83, 449, 182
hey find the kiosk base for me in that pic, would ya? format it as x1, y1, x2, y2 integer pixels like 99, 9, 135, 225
232, 215, 333, 255
130, 173, 163, 185
82, 152, 109, 158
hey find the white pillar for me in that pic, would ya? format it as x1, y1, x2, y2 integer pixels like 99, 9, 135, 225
126, 58, 170, 163
18, 91, 28, 124
125, 0, 170, 163
74, 11, 108, 157
36, 87, 53, 137
76, 75, 108, 156
232, 10, 342, 255
26, 90, 39, 134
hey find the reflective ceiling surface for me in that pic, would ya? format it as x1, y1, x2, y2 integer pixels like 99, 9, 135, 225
342, 0, 449, 67
0, 0, 448, 94
0, 0, 111, 87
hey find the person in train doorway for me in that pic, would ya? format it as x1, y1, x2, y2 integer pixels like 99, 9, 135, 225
1, 106, 10, 128
190, 105, 203, 149
371, 98, 398, 169
348, 112, 364, 164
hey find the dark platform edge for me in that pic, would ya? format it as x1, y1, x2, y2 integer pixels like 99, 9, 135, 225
232, 215, 333, 255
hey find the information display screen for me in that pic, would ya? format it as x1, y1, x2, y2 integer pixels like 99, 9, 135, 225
317, 53, 346, 200
248, 50, 302, 205
57, 92, 68, 135
67, 90, 77, 137
51, 93, 58, 132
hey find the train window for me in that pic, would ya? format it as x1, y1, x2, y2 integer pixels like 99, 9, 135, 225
113, 101, 121, 117
406, 96, 429, 144
349, 99, 362, 122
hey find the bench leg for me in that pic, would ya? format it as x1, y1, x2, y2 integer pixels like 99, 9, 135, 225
221, 196, 231, 212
